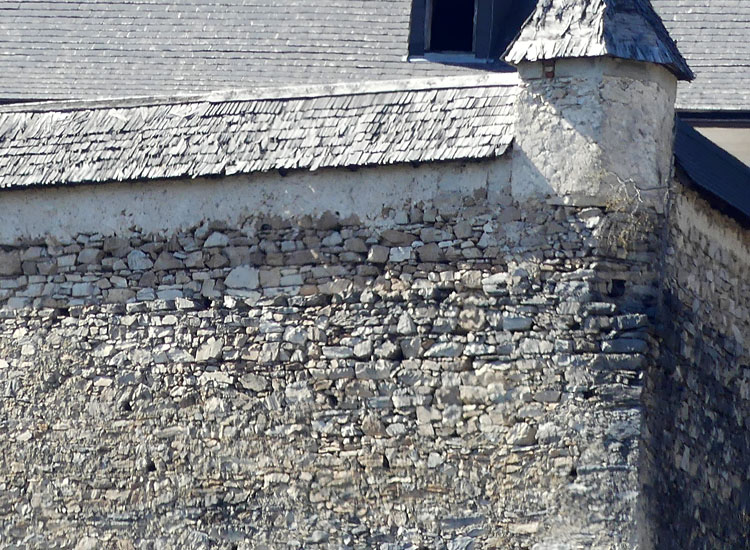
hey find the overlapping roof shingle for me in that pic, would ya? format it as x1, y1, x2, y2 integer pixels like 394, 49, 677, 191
0, 0, 495, 103
652, 0, 750, 111
504, 0, 693, 81
0, 1, 746, 112
0, 77, 517, 189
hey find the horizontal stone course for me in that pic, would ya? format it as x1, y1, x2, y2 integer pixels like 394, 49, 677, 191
0, 194, 656, 549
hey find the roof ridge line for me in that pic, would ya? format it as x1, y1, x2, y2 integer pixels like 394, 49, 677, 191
0, 73, 519, 115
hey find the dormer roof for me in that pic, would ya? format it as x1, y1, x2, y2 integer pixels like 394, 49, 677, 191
504, 0, 694, 81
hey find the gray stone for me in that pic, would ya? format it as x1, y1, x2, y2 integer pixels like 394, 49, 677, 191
71, 282, 95, 297
503, 315, 533, 331
381, 229, 416, 246
353, 339, 373, 358
77, 248, 103, 265
453, 220, 473, 239
425, 342, 464, 358
374, 340, 400, 359
321, 232, 343, 247
285, 382, 313, 403
156, 289, 183, 300
153, 251, 184, 270
283, 326, 308, 345
322, 346, 354, 359
507, 423, 537, 446
397, 312, 416, 335
239, 373, 268, 392
126, 250, 153, 271
0, 250, 23, 276
225, 265, 260, 289
259, 268, 281, 287
367, 246, 389, 264
416, 242, 443, 262
344, 237, 368, 253
196, 337, 223, 362
602, 338, 648, 354
108, 288, 135, 303
316, 211, 340, 231
389, 246, 412, 263
518, 339, 553, 354
355, 361, 391, 380
400, 337, 421, 358
204, 232, 230, 248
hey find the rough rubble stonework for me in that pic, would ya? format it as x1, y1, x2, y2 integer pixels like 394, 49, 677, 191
0, 179, 661, 549
642, 181, 750, 549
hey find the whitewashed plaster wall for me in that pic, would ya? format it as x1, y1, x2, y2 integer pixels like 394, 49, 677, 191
511, 58, 678, 211
0, 158, 511, 244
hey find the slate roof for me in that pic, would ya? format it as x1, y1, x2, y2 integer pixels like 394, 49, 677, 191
652, 0, 750, 112
674, 117, 750, 222
0, 76, 516, 189
504, 0, 693, 81
0, 1, 746, 112
0, 0, 492, 103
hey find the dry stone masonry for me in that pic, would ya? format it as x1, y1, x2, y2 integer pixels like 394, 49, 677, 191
641, 182, 750, 550
0, 180, 661, 549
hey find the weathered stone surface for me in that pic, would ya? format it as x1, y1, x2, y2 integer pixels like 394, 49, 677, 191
239, 373, 267, 392
196, 337, 223, 362
425, 342, 464, 358
504, 315, 533, 331
0, 192, 666, 549
642, 184, 750, 550
416, 242, 443, 262
204, 232, 230, 248
381, 229, 416, 246
389, 246, 411, 262
397, 312, 416, 335
367, 245, 389, 264
126, 250, 153, 271
225, 265, 260, 289
153, 251, 183, 270
507, 423, 537, 446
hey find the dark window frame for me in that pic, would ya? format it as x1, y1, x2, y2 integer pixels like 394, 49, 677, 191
408, 0, 537, 63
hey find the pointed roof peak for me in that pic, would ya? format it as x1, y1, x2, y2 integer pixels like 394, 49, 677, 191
504, 0, 694, 81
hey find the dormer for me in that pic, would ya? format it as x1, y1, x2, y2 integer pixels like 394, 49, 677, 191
408, 0, 537, 63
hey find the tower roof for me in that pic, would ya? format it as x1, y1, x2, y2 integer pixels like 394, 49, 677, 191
504, 0, 694, 81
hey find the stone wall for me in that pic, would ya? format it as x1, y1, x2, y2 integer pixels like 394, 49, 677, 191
641, 180, 750, 549
0, 160, 660, 549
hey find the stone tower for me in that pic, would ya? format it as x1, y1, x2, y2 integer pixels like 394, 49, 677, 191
503, 1, 693, 548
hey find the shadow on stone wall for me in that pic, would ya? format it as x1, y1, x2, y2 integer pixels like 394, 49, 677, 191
641, 267, 750, 549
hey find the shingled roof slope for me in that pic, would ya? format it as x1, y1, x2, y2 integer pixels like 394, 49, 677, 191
0, 1, 745, 111
652, 0, 750, 112
0, 0, 492, 103
0, 77, 516, 189
504, 0, 693, 81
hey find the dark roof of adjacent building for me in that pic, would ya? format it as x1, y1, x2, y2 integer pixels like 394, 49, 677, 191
0, 1, 746, 112
505, 0, 693, 81
0, 76, 516, 189
674, 117, 750, 222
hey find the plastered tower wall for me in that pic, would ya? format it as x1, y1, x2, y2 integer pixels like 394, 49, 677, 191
0, 58, 678, 550
512, 58, 677, 210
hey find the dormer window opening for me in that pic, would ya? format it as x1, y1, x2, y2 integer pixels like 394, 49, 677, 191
408, 0, 538, 63
427, 0, 477, 53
